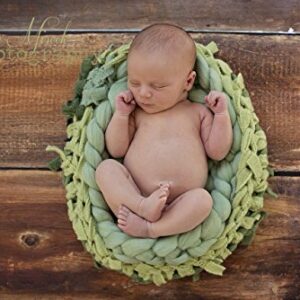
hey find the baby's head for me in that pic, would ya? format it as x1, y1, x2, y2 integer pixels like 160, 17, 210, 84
127, 23, 197, 113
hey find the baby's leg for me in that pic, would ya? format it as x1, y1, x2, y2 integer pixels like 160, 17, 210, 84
95, 159, 169, 221
117, 188, 213, 238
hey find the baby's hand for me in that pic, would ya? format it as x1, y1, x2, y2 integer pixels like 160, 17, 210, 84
205, 91, 228, 114
115, 90, 136, 116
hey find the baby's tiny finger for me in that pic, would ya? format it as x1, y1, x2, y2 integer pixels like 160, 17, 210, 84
206, 97, 212, 105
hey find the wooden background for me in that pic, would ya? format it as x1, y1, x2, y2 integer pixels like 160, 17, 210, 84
0, 1, 299, 299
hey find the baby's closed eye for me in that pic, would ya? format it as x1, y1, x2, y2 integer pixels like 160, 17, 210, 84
129, 81, 139, 87
152, 84, 167, 89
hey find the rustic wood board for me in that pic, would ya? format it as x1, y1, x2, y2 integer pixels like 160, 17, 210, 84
1, 2, 299, 298
0, 172, 299, 299
0, 33, 299, 170
0, 0, 299, 32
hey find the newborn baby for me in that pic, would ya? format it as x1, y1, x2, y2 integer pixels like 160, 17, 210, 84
96, 23, 233, 238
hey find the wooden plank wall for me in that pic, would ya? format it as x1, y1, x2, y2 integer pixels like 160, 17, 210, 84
0, 1, 299, 299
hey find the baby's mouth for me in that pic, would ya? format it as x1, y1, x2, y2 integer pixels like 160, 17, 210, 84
139, 101, 154, 107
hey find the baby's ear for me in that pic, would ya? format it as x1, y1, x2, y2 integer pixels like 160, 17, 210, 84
185, 71, 196, 91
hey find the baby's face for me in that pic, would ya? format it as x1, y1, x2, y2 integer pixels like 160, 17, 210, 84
127, 50, 195, 113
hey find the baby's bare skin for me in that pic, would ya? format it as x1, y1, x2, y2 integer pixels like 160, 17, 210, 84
95, 24, 233, 238
124, 100, 209, 205
96, 92, 232, 238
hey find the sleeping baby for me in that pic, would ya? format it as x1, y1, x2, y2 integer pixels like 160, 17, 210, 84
95, 23, 233, 238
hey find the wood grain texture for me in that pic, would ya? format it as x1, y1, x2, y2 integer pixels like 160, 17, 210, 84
0, 171, 299, 299
0, 33, 299, 170
1, 3, 299, 297
0, 0, 299, 32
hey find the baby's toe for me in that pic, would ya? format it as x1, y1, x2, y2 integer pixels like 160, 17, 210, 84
118, 212, 128, 221
163, 187, 170, 194
159, 192, 167, 199
117, 223, 126, 231
160, 185, 170, 195
119, 204, 130, 214
159, 188, 167, 195
118, 208, 129, 219
160, 184, 168, 191
118, 217, 127, 226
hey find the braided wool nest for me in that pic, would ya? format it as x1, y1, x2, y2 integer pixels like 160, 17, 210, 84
46, 41, 276, 286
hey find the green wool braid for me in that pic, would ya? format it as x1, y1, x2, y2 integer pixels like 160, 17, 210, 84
46, 41, 278, 286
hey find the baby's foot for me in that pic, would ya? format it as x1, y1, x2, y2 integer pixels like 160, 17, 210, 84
138, 183, 170, 222
117, 205, 151, 238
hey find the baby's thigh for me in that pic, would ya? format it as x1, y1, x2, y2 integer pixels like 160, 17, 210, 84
164, 187, 213, 213
96, 159, 141, 194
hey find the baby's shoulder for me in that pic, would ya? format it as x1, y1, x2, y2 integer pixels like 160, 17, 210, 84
188, 101, 207, 112
189, 101, 204, 108
188, 101, 212, 119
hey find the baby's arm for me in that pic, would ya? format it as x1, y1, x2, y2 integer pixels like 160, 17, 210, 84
105, 112, 136, 158
105, 90, 137, 158
200, 106, 233, 161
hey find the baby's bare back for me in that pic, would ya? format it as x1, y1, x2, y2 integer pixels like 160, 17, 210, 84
123, 100, 208, 204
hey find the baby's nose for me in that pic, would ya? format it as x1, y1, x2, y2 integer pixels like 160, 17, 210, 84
139, 86, 152, 98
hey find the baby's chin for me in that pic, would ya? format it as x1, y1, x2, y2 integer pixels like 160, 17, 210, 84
137, 103, 158, 113
136, 101, 176, 114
